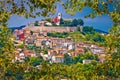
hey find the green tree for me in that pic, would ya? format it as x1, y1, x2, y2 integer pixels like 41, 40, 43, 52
64, 54, 72, 65
30, 30, 34, 35
17, 44, 27, 48
44, 49, 48, 54
84, 52, 94, 60
64, 20, 72, 26
60, 18, 64, 25
34, 21, 39, 26
72, 19, 78, 26
93, 32, 105, 42
82, 26, 95, 34
77, 26, 80, 31
29, 56, 44, 66
0, 0, 59, 23
94, 54, 99, 61
71, 19, 84, 26
0, 24, 14, 79
72, 54, 84, 63
45, 18, 51, 22
77, 19, 84, 26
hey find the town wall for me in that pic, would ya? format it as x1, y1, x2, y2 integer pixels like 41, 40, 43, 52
25, 25, 77, 32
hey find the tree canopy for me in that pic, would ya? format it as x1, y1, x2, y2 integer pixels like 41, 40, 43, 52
63, 0, 120, 23
60, 18, 84, 27
0, 0, 60, 23
0, 0, 120, 80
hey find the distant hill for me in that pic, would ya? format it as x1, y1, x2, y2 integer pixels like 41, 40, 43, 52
10, 25, 26, 32
95, 29, 108, 34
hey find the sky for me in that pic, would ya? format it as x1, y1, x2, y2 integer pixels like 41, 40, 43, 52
7, 3, 114, 32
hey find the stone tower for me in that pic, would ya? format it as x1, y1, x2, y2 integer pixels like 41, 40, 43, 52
58, 13, 62, 20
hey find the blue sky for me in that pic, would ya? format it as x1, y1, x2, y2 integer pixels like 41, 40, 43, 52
7, 3, 113, 32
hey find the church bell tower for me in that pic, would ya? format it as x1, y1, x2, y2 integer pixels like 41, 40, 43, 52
58, 13, 62, 20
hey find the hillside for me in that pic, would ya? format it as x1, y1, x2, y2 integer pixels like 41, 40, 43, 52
10, 25, 26, 32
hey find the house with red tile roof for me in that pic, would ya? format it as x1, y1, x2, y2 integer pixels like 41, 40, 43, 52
13, 29, 25, 40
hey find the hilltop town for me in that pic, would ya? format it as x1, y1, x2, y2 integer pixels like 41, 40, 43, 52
12, 13, 106, 64
1, 0, 119, 79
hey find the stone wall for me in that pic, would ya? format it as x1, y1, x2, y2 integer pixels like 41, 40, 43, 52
25, 25, 77, 33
